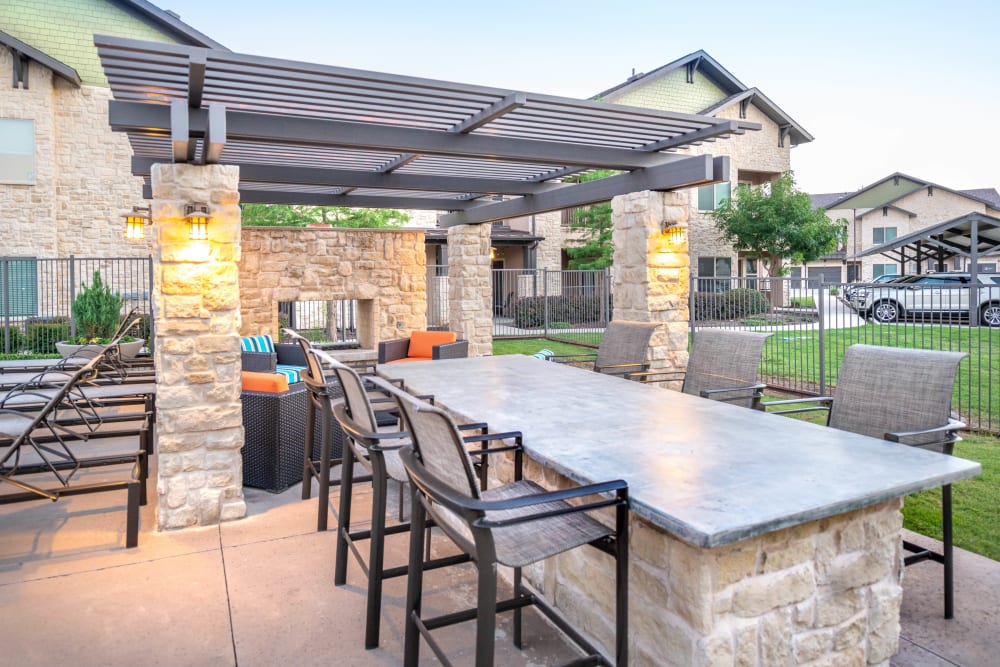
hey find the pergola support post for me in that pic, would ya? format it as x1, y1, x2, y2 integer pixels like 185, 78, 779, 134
611, 190, 690, 383
151, 163, 246, 530
447, 223, 493, 357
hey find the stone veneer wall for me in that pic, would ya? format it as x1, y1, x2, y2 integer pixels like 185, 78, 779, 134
151, 163, 245, 529
0, 50, 150, 258
611, 190, 690, 380
239, 227, 427, 344
497, 455, 904, 666
447, 223, 492, 357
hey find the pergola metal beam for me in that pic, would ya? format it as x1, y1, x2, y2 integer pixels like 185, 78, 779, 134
439, 155, 724, 227
109, 101, 689, 171
231, 190, 480, 210
131, 156, 571, 195
202, 103, 226, 164
187, 52, 206, 109
169, 100, 189, 162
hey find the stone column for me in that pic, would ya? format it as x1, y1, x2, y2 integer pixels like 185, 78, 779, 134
151, 163, 246, 529
447, 223, 492, 357
611, 190, 690, 381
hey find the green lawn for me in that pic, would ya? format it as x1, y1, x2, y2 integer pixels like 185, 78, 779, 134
492, 338, 593, 356
758, 323, 1000, 429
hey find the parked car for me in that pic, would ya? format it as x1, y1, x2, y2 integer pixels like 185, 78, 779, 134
854, 273, 1000, 326
842, 274, 907, 301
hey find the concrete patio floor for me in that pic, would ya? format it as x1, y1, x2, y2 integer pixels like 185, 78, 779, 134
1, 453, 997, 666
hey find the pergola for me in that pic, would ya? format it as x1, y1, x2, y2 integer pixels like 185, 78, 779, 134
94, 35, 759, 531
849, 212, 1000, 280
94, 35, 758, 224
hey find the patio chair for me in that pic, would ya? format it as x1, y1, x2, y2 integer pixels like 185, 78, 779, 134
378, 378, 630, 667
377, 330, 468, 364
635, 329, 771, 409
767, 344, 966, 618
549, 320, 659, 380
318, 352, 517, 650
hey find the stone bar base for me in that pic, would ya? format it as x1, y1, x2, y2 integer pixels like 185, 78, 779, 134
507, 458, 904, 667
447, 223, 492, 357
151, 163, 246, 529
611, 190, 690, 382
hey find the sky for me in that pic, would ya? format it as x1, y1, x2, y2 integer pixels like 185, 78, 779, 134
158, 0, 999, 196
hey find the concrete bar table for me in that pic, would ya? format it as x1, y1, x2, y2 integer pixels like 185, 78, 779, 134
380, 355, 980, 666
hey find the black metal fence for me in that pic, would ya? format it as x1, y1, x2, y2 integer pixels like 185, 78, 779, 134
1, 256, 153, 354
691, 276, 999, 433
277, 299, 359, 346
428, 265, 611, 346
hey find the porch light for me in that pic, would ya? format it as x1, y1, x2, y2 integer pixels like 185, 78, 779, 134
123, 206, 149, 241
660, 220, 687, 246
185, 203, 210, 240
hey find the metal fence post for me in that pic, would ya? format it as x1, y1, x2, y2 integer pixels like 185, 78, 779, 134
818, 277, 826, 397
68, 255, 77, 339
689, 273, 695, 338
1, 257, 8, 354
543, 268, 549, 337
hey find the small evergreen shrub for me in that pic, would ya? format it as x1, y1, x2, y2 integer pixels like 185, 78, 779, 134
790, 296, 816, 308
71, 271, 124, 341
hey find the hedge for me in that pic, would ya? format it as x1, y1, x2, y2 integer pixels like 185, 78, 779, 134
512, 295, 604, 328
692, 288, 770, 321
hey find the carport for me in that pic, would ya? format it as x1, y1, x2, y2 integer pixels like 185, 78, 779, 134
849, 212, 1000, 324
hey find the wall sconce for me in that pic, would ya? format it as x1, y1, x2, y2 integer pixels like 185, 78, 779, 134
660, 221, 687, 246
489, 246, 497, 261
122, 206, 150, 241
185, 203, 210, 240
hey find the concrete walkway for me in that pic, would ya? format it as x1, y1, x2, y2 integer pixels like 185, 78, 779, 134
0, 457, 996, 666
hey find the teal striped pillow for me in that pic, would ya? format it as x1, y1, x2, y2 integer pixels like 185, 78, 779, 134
241, 335, 275, 353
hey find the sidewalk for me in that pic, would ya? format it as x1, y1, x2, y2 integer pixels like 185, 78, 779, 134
1, 460, 996, 666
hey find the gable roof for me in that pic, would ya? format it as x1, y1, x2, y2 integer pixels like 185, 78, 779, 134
823, 172, 1000, 211
117, 0, 226, 50
810, 192, 853, 209
594, 50, 813, 146
0, 29, 81, 86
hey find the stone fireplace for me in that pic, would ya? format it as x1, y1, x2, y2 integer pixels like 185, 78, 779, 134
238, 227, 427, 347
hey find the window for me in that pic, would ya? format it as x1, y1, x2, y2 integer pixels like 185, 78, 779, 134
0, 119, 35, 184
697, 182, 731, 211
872, 227, 897, 244
697, 256, 732, 292
873, 264, 898, 279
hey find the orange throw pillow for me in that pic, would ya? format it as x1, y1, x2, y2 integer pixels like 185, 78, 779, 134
407, 331, 457, 359
242, 371, 289, 393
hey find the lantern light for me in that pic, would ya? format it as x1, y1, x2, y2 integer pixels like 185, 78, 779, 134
122, 206, 150, 241
185, 203, 210, 240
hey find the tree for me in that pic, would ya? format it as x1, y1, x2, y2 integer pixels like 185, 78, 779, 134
241, 204, 409, 228
710, 173, 842, 306
564, 170, 617, 269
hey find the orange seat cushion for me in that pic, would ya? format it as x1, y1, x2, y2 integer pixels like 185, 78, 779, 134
242, 371, 289, 393
407, 331, 457, 359
386, 356, 430, 364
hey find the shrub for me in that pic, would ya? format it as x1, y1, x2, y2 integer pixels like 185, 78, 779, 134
25, 319, 71, 355
693, 288, 770, 321
0, 325, 23, 353
511, 295, 603, 328
72, 271, 124, 341
790, 296, 816, 308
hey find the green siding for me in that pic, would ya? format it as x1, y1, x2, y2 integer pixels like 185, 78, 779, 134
609, 68, 727, 114
834, 177, 925, 210
0, 0, 185, 86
